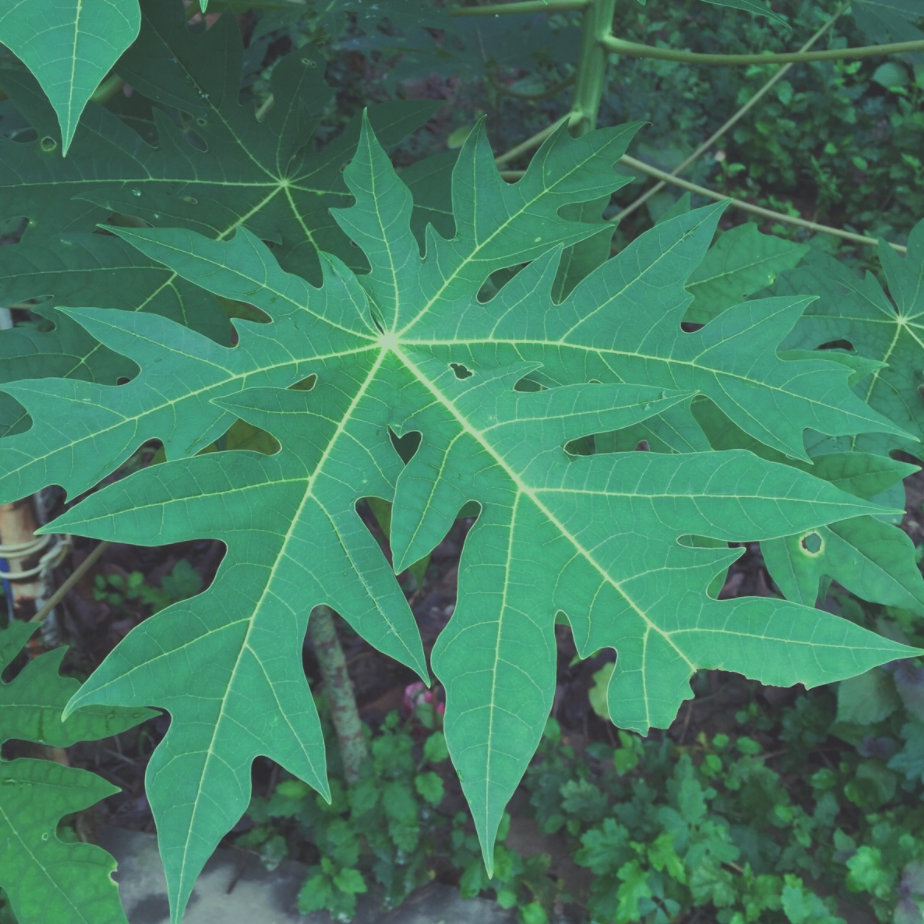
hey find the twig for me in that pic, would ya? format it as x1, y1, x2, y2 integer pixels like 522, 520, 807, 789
30, 540, 110, 623
616, 154, 908, 253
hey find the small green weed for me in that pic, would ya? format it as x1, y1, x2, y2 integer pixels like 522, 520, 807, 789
92, 560, 203, 615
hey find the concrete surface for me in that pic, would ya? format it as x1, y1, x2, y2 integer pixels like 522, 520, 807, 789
98, 825, 515, 924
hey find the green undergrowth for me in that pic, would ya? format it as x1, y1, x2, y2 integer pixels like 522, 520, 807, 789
607, 0, 924, 242
238, 619, 924, 924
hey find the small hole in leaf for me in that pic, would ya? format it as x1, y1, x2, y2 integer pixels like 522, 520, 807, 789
223, 418, 280, 455
292, 374, 317, 391
450, 362, 473, 380
800, 531, 823, 554
389, 428, 420, 463
39, 136, 57, 153
564, 435, 595, 456
183, 130, 208, 151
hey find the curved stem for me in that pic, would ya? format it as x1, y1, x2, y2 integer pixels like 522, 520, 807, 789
453, 0, 589, 15
494, 112, 574, 166
614, 5, 845, 224
497, 158, 906, 252
616, 154, 907, 253
603, 34, 924, 66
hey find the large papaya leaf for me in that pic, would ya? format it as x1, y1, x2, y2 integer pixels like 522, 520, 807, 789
0, 620, 152, 924
0, 0, 140, 156
0, 119, 916, 922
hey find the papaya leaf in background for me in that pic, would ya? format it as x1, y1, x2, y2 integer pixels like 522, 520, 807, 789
0, 0, 440, 438
683, 398, 924, 609
0, 0, 140, 155
754, 223, 924, 607
775, 218, 924, 458
0, 620, 153, 924
0, 117, 912, 922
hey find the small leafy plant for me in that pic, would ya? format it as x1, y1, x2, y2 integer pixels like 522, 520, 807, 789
240, 696, 557, 924
1, 2, 924, 923
92, 560, 203, 615
240, 707, 459, 922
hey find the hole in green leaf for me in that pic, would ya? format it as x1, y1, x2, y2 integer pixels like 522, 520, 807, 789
449, 362, 473, 380
389, 428, 420, 463
183, 130, 208, 152
800, 531, 823, 555
221, 419, 280, 455
39, 136, 57, 153
292, 375, 317, 391
564, 435, 595, 456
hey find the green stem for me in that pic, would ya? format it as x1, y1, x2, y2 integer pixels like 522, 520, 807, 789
255, 93, 275, 122
453, 0, 588, 16
90, 74, 125, 105
614, 4, 845, 223
496, 158, 906, 251
308, 604, 368, 785
603, 34, 924, 66
494, 112, 574, 166
616, 154, 907, 253
570, 0, 617, 135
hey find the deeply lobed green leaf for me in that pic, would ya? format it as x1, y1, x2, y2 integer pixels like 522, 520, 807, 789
0, 115, 917, 922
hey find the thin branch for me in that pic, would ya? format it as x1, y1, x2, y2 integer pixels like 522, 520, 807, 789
30, 540, 109, 624
494, 112, 574, 166
614, 5, 846, 223
496, 158, 907, 252
603, 34, 924, 66
616, 154, 908, 253
453, 0, 589, 16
